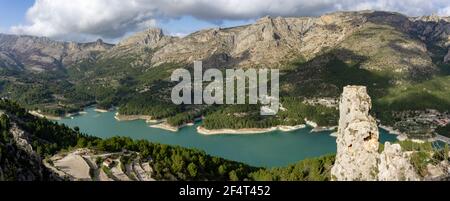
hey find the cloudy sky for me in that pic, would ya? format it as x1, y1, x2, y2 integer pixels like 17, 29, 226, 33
1, 0, 450, 43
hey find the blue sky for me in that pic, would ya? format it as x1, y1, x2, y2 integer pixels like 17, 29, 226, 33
0, 0, 253, 41
0, 0, 34, 30
1, 0, 449, 43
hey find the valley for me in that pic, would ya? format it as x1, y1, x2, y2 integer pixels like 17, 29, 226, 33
2, 11, 450, 140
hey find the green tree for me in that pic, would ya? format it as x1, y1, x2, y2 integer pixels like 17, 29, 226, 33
187, 163, 198, 178
218, 165, 227, 176
76, 138, 87, 148
229, 170, 239, 181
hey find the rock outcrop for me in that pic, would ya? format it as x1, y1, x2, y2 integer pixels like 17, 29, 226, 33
331, 86, 380, 181
378, 143, 419, 181
331, 86, 420, 181
117, 28, 174, 49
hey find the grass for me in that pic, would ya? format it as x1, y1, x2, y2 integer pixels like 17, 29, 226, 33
102, 166, 115, 180
375, 76, 450, 112
410, 151, 431, 177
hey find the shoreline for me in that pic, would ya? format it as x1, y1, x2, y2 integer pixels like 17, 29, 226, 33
197, 124, 306, 135
150, 122, 195, 132
94, 108, 109, 113
378, 124, 438, 144
150, 122, 181, 132
114, 112, 162, 123
379, 124, 410, 141
304, 119, 337, 133
311, 126, 337, 133
29, 109, 90, 121
61, 109, 443, 143
29, 110, 62, 120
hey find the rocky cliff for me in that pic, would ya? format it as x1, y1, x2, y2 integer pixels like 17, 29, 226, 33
113, 11, 449, 72
0, 114, 58, 181
0, 34, 113, 72
331, 86, 420, 181
2, 10, 450, 74
331, 86, 381, 181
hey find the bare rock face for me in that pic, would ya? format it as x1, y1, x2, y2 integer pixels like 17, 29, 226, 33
331, 86, 379, 181
117, 28, 171, 48
0, 34, 113, 72
378, 143, 420, 181
445, 49, 450, 63
332, 86, 421, 181
150, 13, 366, 68
10, 122, 38, 157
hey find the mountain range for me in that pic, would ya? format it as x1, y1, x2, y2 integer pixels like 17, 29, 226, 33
1, 10, 450, 138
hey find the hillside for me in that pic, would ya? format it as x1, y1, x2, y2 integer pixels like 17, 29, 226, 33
1, 89, 449, 181
1, 10, 450, 137
0, 99, 338, 181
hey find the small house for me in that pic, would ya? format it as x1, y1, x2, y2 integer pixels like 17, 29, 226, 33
103, 158, 114, 168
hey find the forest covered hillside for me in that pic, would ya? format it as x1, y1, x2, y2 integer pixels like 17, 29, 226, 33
1, 11, 450, 138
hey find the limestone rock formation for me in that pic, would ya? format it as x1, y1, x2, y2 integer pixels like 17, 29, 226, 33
331, 86, 421, 181
149, 13, 365, 68
117, 28, 173, 49
331, 86, 380, 181
0, 121, 49, 180
378, 142, 419, 181
2, 11, 449, 76
0, 33, 113, 71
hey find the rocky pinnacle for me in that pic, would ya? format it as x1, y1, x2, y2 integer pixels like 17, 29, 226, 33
331, 86, 380, 181
331, 86, 419, 181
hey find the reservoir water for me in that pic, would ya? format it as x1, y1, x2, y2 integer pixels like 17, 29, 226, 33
58, 107, 397, 167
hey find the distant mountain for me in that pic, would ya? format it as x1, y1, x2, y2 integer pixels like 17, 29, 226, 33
0, 34, 113, 72
2, 11, 449, 74
1, 10, 450, 137
3, 11, 448, 76
102, 11, 450, 74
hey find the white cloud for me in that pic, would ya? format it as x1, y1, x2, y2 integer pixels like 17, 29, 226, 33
169, 32, 189, 38
10, 0, 450, 42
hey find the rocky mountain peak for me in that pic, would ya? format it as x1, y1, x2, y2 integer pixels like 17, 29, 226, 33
0, 33, 112, 71
413, 14, 449, 23
95, 38, 105, 45
256, 16, 274, 24
117, 27, 168, 48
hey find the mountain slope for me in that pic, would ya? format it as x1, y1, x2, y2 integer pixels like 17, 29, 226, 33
1, 10, 450, 137
0, 34, 113, 72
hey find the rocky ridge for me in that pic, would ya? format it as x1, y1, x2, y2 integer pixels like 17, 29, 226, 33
3, 11, 450, 73
0, 34, 113, 71
0, 113, 57, 181
114, 11, 450, 73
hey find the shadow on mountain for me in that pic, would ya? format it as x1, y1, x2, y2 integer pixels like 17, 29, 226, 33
363, 11, 411, 30
387, 39, 437, 81
281, 48, 393, 98
201, 50, 251, 70
375, 91, 450, 112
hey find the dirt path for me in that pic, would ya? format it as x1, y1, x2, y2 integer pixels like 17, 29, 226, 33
54, 154, 91, 181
